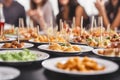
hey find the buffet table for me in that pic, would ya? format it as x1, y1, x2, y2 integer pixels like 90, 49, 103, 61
0, 47, 119, 80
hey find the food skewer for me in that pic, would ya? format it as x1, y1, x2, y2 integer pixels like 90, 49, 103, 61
17, 27, 20, 43
94, 19, 97, 28
37, 25, 39, 35
72, 17, 75, 29
19, 18, 24, 28
80, 16, 83, 36
0, 25, 3, 37
100, 16, 103, 43
107, 24, 110, 33
91, 16, 94, 31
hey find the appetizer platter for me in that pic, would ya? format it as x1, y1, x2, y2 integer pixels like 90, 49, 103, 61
42, 56, 118, 75
0, 49, 49, 65
38, 43, 93, 55
0, 41, 34, 49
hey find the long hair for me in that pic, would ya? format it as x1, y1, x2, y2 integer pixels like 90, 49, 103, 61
106, 0, 120, 23
30, 0, 48, 9
56, 0, 79, 30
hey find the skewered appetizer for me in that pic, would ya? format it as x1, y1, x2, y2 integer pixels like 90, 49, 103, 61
2, 41, 24, 48
49, 43, 81, 52
86, 37, 110, 48
56, 57, 105, 72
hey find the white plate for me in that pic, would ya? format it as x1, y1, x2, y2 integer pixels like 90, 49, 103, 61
0, 66, 20, 80
42, 57, 119, 75
38, 44, 93, 54
0, 50, 49, 63
0, 38, 16, 42
5, 34, 17, 38
0, 43, 34, 50
92, 49, 120, 58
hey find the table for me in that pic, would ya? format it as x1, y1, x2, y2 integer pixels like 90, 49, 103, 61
0, 48, 120, 80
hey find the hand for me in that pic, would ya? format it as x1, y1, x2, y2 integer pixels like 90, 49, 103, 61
95, 0, 105, 12
27, 10, 36, 17
36, 8, 43, 18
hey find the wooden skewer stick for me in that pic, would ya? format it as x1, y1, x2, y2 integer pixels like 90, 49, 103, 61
94, 19, 97, 28
107, 24, 110, 33
80, 16, 83, 36
1, 26, 3, 37
50, 18, 53, 35
100, 16, 103, 43
91, 16, 94, 31
37, 25, 39, 35
59, 19, 62, 32
17, 27, 20, 43
72, 17, 75, 28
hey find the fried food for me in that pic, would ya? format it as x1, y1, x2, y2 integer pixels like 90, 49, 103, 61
2, 41, 25, 48
56, 57, 105, 72
49, 43, 81, 52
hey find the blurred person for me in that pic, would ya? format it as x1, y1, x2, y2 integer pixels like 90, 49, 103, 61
95, 0, 120, 30
0, 0, 26, 27
56, 0, 89, 30
27, 0, 55, 30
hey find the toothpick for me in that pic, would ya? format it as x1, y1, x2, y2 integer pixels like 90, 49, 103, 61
17, 27, 20, 43
100, 17, 103, 43
37, 25, 39, 35
73, 17, 75, 28
107, 24, 110, 33
80, 16, 83, 35
59, 19, 62, 31
91, 16, 94, 31
50, 18, 53, 35
94, 19, 97, 28
1, 26, 3, 36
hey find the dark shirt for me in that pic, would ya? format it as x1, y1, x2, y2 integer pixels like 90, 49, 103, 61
2, 1, 26, 27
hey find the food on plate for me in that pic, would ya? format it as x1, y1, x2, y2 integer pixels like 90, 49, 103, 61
56, 57, 105, 72
0, 49, 37, 61
86, 37, 110, 48
98, 48, 120, 57
4, 28, 15, 34
34, 35, 66, 43
49, 43, 81, 52
110, 34, 120, 42
107, 42, 120, 48
0, 36, 9, 41
2, 41, 24, 48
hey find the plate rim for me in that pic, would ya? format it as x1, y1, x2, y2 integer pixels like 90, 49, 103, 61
38, 44, 94, 54
42, 57, 119, 75
0, 66, 20, 80
92, 49, 120, 58
0, 43, 34, 50
0, 50, 50, 63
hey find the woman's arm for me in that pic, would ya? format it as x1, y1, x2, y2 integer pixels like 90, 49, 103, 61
95, 0, 120, 29
75, 6, 88, 27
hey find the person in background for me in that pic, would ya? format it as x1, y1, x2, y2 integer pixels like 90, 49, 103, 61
95, 0, 120, 30
0, 0, 26, 27
56, 0, 89, 30
27, 0, 55, 30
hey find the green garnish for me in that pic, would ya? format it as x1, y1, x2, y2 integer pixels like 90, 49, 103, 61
0, 49, 37, 62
